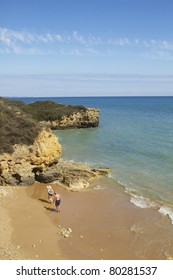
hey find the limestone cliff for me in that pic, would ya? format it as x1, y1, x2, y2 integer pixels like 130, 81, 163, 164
0, 128, 62, 186
0, 130, 111, 188
40, 108, 99, 129
0, 97, 109, 188
0, 97, 100, 130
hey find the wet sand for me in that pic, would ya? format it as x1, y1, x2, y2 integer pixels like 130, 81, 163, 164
1, 178, 173, 260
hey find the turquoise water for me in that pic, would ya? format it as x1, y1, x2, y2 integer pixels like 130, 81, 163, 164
12, 96, 173, 221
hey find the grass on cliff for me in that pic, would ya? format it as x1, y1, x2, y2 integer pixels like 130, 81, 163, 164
0, 98, 42, 154
22, 101, 87, 122
0, 98, 87, 122
0, 97, 87, 154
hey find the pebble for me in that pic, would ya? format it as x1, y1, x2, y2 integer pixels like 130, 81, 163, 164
57, 226, 72, 238
80, 235, 84, 239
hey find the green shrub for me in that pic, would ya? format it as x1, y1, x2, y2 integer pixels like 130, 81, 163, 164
22, 101, 87, 121
0, 99, 41, 154
0, 97, 87, 154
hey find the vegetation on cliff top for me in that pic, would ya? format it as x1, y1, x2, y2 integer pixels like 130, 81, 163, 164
0, 97, 87, 154
0, 98, 41, 154
0, 97, 87, 122
22, 100, 87, 122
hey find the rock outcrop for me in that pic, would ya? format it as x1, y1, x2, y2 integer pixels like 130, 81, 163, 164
35, 160, 111, 190
0, 143, 111, 188
40, 108, 99, 129
0, 128, 62, 186
0, 98, 99, 130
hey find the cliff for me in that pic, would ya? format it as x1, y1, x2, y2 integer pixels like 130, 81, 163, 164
0, 128, 62, 186
40, 107, 99, 129
0, 97, 110, 188
0, 98, 61, 185
0, 98, 99, 129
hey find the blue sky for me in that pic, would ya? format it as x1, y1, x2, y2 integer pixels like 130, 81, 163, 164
0, 0, 173, 96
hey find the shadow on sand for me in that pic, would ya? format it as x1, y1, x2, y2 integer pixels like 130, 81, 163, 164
39, 198, 50, 204
44, 206, 57, 212
39, 198, 57, 212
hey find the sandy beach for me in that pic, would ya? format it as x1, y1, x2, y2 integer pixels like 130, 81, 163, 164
0, 185, 63, 260
1, 178, 173, 260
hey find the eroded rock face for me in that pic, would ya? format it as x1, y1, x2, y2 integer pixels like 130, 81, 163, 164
31, 129, 62, 165
40, 108, 99, 129
0, 128, 62, 186
35, 160, 111, 190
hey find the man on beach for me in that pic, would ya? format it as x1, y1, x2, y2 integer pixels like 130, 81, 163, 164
54, 192, 61, 212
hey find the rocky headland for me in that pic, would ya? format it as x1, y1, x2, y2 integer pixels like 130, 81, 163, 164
0, 97, 110, 189
40, 107, 99, 129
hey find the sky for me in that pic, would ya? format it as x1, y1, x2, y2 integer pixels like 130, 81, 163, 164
0, 0, 173, 96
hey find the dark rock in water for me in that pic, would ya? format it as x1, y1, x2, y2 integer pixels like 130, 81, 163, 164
91, 167, 112, 176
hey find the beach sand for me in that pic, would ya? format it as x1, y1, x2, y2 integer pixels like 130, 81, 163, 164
1, 178, 173, 260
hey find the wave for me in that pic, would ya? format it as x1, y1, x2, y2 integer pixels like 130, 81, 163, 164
158, 206, 173, 224
125, 188, 173, 224
130, 195, 158, 209
116, 180, 159, 208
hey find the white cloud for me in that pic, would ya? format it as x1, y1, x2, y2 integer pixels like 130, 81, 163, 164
72, 31, 85, 44
140, 39, 173, 60
0, 27, 173, 59
55, 34, 63, 42
60, 48, 83, 56
160, 40, 173, 50
108, 37, 129, 46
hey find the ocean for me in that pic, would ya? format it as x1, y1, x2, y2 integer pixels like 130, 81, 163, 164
12, 96, 173, 224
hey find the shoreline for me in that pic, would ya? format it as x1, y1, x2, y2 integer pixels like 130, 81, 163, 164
1, 179, 173, 260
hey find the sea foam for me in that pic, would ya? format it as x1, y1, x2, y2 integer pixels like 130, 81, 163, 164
158, 206, 173, 224
130, 195, 158, 209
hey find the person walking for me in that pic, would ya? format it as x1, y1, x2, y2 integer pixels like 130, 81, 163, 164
47, 185, 54, 203
54, 192, 61, 212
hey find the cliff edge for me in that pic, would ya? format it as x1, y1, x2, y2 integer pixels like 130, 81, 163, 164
0, 98, 62, 185
0, 99, 99, 129
0, 97, 110, 188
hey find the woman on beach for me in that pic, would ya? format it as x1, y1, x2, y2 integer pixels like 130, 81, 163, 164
47, 185, 54, 203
